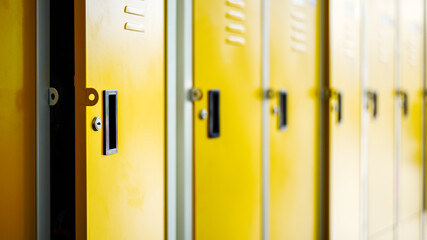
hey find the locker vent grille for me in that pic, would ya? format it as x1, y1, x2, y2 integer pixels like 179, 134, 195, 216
343, 1, 356, 59
343, 21, 355, 59
124, 2, 145, 33
225, 0, 246, 46
408, 24, 420, 67
290, 8, 307, 53
378, 13, 393, 63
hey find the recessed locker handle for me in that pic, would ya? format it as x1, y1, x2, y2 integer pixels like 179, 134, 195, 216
104, 90, 118, 155
402, 92, 408, 116
208, 90, 220, 138
397, 90, 408, 117
278, 90, 287, 130
372, 92, 378, 118
367, 91, 378, 118
337, 91, 342, 123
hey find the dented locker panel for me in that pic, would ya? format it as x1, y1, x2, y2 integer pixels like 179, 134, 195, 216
366, 0, 395, 236
74, 0, 165, 239
329, 0, 361, 239
269, 0, 319, 239
0, 0, 36, 239
193, 0, 262, 239
397, 0, 423, 238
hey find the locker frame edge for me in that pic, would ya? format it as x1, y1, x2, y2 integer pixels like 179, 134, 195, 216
167, 0, 178, 239
175, 0, 194, 238
36, 0, 51, 238
319, 0, 330, 239
422, 0, 427, 237
261, 0, 271, 238
360, 0, 369, 238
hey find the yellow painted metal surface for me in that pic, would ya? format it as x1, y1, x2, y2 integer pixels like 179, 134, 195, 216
365, 0, 395, 237
0, 0, 36, 239
329, 0, 361, 239
193, 0, 262, 238
269, 0, 318, 239
397, 0, 422, 238
74, 0, 165, 239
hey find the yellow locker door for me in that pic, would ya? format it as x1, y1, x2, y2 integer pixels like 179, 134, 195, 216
74, 0, 165, 239
366, 0, 395, 238
397, 0, 423, 238
269, 0, 318, 239
0, 0, 36, 239
193, 0, 262, 239
329, 0, 361, 239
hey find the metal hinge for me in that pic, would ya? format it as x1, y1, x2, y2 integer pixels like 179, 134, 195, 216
48, 87, 59, 106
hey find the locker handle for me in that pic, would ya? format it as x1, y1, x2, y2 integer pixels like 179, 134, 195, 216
396, 90, 408, 117
278, 90, 287, 130
104, 90, 118, 155
367, 91, 378, 119
208, 90, 220, 138
402, 93, 408, 116
328, 89, 342, 123
337, 91, 342, 123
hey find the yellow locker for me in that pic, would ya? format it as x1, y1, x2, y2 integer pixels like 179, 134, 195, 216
0, 0, 36, 239
397, 0, 423, 238
365, 0, 395, 238
269, 0, 319, 239
74, 0, 165, 239
193, 0, 262, 239
329, 0, 361, 239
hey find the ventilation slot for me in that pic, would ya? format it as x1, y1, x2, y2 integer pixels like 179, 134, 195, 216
124, 2, 145, 33
225, 0, 246, 46
290, 9, 307, 53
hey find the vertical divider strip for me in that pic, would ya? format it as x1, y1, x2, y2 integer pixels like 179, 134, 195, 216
166, 0, 178, 238
318, 0, 330, 239
360, 0, 369, 238
421, 0, 426, 236
261, 0, 270, 238
176, 0, 194, 238
394, 0, 401, 236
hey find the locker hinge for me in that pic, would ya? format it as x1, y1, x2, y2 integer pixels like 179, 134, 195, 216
189, 88, 203, 102
321, 88, 338, 100
48, 87, 59, 106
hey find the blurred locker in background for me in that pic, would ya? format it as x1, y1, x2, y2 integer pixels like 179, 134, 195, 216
74, 0, 165, 238
396, 0, 423, 238
269, 0, 319, 239
328, 0, 362, 238
364, 0, 396, 239
193, 0, 262, 239
0, 0, 36, 239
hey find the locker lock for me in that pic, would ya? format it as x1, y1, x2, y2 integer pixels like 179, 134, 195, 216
199, 109, 208, 120
92, 117, 102, 131
266, 89, 275, 99
189, 88, 203, 102
272, 106, 279, 114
